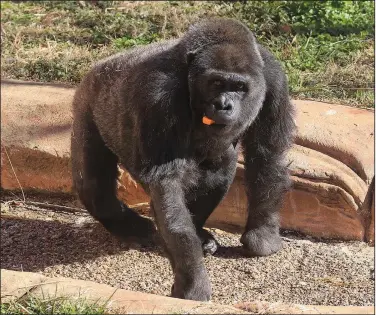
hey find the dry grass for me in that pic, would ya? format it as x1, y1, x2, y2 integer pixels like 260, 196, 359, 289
1, 294, 111, 315
1, 1, 374, 107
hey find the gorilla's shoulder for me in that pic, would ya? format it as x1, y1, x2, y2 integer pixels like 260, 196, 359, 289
257, 44, 286, 85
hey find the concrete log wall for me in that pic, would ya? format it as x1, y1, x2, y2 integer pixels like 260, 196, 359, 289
1, 79, 374, 243
2, 269, 374, 314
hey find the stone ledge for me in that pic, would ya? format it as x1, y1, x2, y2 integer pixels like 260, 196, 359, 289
1, 79, 374, 243
0, 269, 248, 314
1, 269, 373, 314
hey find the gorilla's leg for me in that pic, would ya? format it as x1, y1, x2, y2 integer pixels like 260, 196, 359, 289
240, 155, 290, 256
188, 147, 238, 255
188, 186, 231, 256
71, 110, 155, 240
149, 181, 212, 301
240, 81, 294, 257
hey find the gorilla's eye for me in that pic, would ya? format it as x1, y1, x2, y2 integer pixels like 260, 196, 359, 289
236, 82, 246, 91
213, 80, 222, 87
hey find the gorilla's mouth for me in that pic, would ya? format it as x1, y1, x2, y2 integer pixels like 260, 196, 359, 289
204, 104, 237, 126
201, 115, 230, 132
203, 122, 232, 136
203, 112, 235, 126
207, 122, 226, 128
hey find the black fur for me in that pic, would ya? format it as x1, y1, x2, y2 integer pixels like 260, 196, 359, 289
71, 18, 295, 301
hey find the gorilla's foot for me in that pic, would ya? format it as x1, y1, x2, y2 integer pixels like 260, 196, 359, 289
171, 267, 212, 301
197, 228, 218, 256
240, 225, 282, 257
98, 203, 156, 241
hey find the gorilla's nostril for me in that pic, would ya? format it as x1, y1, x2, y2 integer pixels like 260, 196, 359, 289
213, 100, 233, 112
213, 101, 223, 111
223, 103, 233, 111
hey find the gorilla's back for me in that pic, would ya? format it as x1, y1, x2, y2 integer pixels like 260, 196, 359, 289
75, 38, 181, 176
95, 39, 179, 71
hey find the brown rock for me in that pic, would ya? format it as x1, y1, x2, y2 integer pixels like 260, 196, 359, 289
208, 164, 366, 241
1, 80, 73, 157
117, 166, 150, 207
368, 192, 375, 245
1, 146, 71, 193
1, 80, 374, 242
363, 177, 375, 245
294, 100, 374, 184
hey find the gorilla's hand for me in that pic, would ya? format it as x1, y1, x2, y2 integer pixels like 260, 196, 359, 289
172, 267, 212, 301
198, 228, 219, 256
240, 224, 282, 256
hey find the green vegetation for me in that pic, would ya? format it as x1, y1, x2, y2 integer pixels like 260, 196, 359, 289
1, 1, 374, 107
0, 294, 110, 314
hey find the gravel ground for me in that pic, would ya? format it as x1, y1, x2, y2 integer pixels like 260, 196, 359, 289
1, 200, 374, 307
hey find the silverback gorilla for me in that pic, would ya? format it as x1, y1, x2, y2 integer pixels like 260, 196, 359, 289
71, 18, 295, 301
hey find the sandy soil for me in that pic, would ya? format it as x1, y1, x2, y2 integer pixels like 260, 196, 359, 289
1, 198, 374, 307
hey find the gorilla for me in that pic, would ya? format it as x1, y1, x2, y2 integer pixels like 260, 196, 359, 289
71, 18, 295, 301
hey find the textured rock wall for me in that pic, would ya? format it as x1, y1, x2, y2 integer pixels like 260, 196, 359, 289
1, 80, 374, 242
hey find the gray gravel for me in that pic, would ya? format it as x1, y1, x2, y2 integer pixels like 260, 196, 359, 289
1, 201, 374, 307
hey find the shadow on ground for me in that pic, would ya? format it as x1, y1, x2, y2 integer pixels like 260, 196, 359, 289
1, 216, 249, 272
0, 217, 159, 272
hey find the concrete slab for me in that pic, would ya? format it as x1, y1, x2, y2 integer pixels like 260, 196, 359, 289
1, 269, 374, 314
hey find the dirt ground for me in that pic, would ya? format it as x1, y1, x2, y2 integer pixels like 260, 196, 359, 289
1, 197, 374, 307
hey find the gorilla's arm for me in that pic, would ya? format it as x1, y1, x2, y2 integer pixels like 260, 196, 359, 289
131, 69, 212, 300
149, 179, 211, 300
241, 46, 296, 256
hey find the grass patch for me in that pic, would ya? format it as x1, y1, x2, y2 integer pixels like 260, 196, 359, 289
1, 294, 110, 314
1, 0, 374, 107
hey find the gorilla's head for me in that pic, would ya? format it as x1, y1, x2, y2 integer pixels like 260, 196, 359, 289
182, 19, 266, 135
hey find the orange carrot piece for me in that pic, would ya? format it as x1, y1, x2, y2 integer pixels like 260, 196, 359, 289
202, 116, 215, 125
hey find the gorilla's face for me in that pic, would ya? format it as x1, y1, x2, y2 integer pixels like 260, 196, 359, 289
195, 69, 250, 125
188, 44, 266, 135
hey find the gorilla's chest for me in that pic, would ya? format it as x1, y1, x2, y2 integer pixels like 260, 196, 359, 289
182, 144, 238, 201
